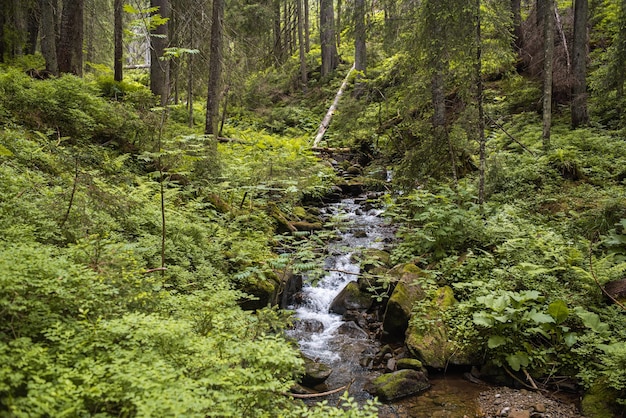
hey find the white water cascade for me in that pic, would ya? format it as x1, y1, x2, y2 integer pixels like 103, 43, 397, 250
288, 196, 393, 396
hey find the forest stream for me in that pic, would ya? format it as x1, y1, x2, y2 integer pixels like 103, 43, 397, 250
287, 196, 485, 417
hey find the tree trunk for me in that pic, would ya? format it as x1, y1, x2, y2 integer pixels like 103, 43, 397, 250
511, 0, 522, 52
616, 0, 626, 101
477, 0, 485, 205
205, 0, 224, 137
542, 0, 555, 149
58, 0, 84, 76
336, 0, 342, 48
0, 4, 5, 62
26, 3, 39, 55
40, 0, 57, 74
431, 66, 446, 128
320, 0, 338, 77
150, 0, 170, 105
354, 0, 366, 97
273, 0, 282, 65
296, 0, 308, 89
571, 0, 588, 128
304, 0, 310, 52
114, 0, 123, 82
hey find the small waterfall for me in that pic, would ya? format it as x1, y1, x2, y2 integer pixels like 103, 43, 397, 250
288, 196, 392, 397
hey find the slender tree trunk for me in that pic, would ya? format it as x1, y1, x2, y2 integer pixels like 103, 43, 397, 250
26, 3, 39, 55
616, 0, 626, 102
114, 0, 123, 82
150, 0, 170, 105
354, 0, 366, 97
58, 0, 84, 76
336, 0, 342, 48
205, 0, 224, 137
296, 0, 308, 89
273, 0, 282, 65
304, 0, 310, 52
542, 0, 555, 149
320, 0, 338, 77
40, 0, 58, 74
571, 0, 589, 128
477, 0, 485, 205
85, 1, 95, 68
511, 0, 522, 52
431, 66, 446, 128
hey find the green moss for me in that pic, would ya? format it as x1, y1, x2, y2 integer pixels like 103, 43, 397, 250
581, 384, 620, 418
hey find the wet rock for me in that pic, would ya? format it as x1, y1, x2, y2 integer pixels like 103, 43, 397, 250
605, 278, 626, 304
238, 273, 280, 311
294, 318, 324, 333
365, 369, 431, 401
353, 229, 368, 238
337, 321, 369, 339
301, 357, 332, 386
338, 182, 364, 196
279, 270, 303, 308
406, 286, 479, 368
382, 264, 427, 338
346, 164, 364, 176
329, 281, 373, 315
386, 358, 397, 372
396, 358, 423, 371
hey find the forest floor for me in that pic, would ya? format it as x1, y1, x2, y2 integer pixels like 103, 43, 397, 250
476, 386, 584, 418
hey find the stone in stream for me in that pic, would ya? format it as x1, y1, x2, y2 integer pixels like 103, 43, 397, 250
365, 369, 431, 401
300, 356, 333, 386
336, 321, 368, 339
329, 281, 373, 315
382, 263, 427, 338
293, 318, 324, 333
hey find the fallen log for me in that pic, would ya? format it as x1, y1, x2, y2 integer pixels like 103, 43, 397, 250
312, 64, 356, 148
284, 384, 348, 399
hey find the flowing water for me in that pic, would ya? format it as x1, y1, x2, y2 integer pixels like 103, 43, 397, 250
288, 196, 483, 416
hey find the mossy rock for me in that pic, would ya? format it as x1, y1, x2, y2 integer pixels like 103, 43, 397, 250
239, 272, 280, 311
301, 357, 333, 387
396, 358, 424, 371
329, 281, 373, 314
365, 369, 430, 401
405, 286, 478, 368
581, 383, 621, 418
383, 281, 424, 338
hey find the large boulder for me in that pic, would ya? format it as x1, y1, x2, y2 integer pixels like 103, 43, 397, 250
239, 272, 280, 311
365, 369, 430, 401
405, 286, 478, 368
300, 357, 333, 387
382, 264, 426, 338
329, 281, 373, 315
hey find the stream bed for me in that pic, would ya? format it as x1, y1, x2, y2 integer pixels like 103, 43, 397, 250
287, 196, 484, 417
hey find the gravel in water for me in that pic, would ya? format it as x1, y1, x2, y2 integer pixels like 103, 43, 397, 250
477, 387, 585, 418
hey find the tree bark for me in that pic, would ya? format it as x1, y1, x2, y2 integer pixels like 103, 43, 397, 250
304, 0, 310, 52
542, 0, 555, 149
114, 0, 123, 82
354, 0, 366, 97
511, 0, 522, 52
320, 0, 338, 77
40, 0, 58, 75
26, 3, 39, 55
205, 0, 224, 137
431, 66, 446, 128
477, 0, 485, 205
273, 0, 282, 65
571, 0, 588, 128
57, 0, 84, 76
150, 0, 170, 105
296, 0, 307, 89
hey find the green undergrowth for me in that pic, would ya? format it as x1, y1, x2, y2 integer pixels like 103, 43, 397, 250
0, 68, 377, 417
384, 110, 626, 409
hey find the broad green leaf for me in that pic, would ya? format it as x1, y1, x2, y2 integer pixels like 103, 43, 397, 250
564, 332, 578, 347
488, 335, 507, 348
473, 312, 494, 327
548, 300, 569, 324
506, 352, 529, 372
528, 311, 555, 324
575, 309, 610, 334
